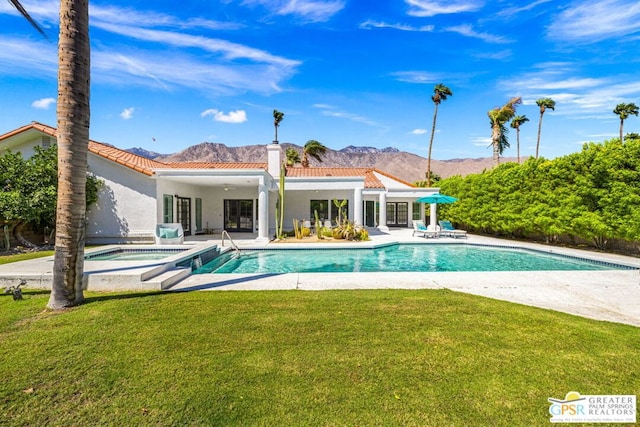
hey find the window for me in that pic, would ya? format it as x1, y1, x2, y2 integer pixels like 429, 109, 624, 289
176, 197, 191, 235
162, 194, 173, 223
195, 198, 202, 232
386, 202, 408, 227
224, 200, 253, 232
310, 200, 329, 221
412, 202, 422, 220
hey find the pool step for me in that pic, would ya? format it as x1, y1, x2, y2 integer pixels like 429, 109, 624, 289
143, 267, 192, 290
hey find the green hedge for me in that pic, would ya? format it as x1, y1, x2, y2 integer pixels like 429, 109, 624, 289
439, 138, 640, 249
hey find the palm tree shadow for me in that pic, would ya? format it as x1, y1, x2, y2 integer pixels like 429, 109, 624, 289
82, 291, 165, 304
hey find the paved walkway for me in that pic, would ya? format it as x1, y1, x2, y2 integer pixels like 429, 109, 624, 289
1, 229, 639, 327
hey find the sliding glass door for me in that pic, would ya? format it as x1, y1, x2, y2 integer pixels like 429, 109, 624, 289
224, 199, 253, 232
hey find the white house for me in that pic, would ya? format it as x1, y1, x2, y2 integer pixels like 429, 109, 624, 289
0, 122, 438, 243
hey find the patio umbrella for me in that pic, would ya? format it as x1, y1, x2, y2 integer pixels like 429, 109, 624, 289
415, 193, 458, 230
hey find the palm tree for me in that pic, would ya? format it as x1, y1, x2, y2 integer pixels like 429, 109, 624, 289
285, 147, 300, 166
488, 97, 521, 166
427, 83, 452, 187
613, 102, 639, 143
273, 109, 284, 143
510, 115, 529, 163
535, 97, 555, 159
11, 0, 91, 309
301, 140, 327, 168
7, 0, 48, 38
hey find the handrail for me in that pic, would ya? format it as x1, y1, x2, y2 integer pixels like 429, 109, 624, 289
220, 230, 240, 254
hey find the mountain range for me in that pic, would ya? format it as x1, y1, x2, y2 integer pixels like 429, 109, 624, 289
127, 143, 518, 183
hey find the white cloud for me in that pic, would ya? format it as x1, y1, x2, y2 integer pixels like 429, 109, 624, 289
503, 66, 640, 118
496, 0, 552, 18
32, 97, 55, 109
473, 49, 512, 60
405, 0, 484, 17
313, 104, 382, 127
90, 6, 243, 31
92, 48, 297, 95
548, 0, 640, 42
445, 24, 512, 43
94, 23, 299, 68
471, 136, 492, 146
411, 129, 428, 135
1, 3, 300, 96
279, 0, 345, 22
201, 109, 248, 123
0, 37, 57, 78
120, 107, 135, 120
312, 103, 334, 109
359, 20, 434, 32
244, 0, 345, 23
390, 71, 444, 84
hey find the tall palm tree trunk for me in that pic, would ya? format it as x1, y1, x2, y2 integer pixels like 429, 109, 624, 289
427, 104, 439, 187
48, 0, 90, 309
516, 128, 521, 164
620, 118, 624, 143
491, 124, 501, 166
536, 112, 543, 159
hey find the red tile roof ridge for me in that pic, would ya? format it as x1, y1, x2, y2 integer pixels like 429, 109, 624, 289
165, 162, 267, 169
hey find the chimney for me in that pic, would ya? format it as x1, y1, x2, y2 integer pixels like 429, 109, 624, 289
267, 143, 282, 178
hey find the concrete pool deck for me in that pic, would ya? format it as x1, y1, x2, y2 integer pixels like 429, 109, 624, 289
1, 229, 639, 327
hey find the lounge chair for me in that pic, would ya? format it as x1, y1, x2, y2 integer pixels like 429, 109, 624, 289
412, 220, 438, 238
155, 223, 184, 244
438, 220, 467, 238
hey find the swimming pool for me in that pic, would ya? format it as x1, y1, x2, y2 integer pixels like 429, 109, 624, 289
85, 248, 188, 261
194, 244, 633, 274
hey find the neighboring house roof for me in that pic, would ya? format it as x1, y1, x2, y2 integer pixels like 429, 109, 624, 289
0, 122, 416, 189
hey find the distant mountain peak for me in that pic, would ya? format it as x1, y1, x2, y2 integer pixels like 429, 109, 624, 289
130, 141, 508, 183
125, 147, 166, 159
340, 146, 399, 154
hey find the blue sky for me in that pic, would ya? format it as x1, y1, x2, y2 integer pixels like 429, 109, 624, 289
2, 0, 640, 160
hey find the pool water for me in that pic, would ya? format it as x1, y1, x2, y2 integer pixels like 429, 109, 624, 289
85, 248, 186, 261
194, 244, 630, 274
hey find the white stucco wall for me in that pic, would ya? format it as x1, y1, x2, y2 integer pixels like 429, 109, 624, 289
86, 154, 158, 243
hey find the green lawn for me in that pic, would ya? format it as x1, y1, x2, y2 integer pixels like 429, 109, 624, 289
1, 289, 638, 426
0, 250, 54, 265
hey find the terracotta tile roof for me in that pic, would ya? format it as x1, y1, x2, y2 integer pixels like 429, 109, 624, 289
0, 121, 58, 139
364, 171, 385, 189
0, 122, 267, 176
165, 162, 267, 170
0, 123, 415, 189
88, 140, 166, 176
284, 166, 410, 189
285, 166, 372, 177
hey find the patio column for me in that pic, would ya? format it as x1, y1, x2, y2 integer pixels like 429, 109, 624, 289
257, 183, 269, 242
353, 187, 363, 225
378, 192, 388, 232
429, 203, 437, 231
